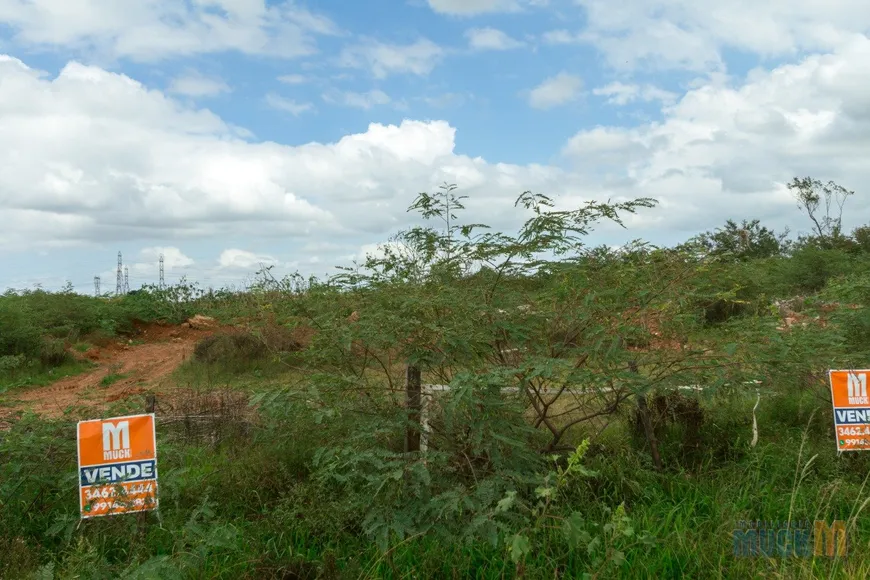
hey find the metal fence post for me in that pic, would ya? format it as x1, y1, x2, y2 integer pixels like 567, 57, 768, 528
405, 364, 421, 453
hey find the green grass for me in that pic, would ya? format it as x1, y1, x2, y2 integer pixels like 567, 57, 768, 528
99, 372, 128, 387
4, 331, 870, 579
0, 359, 94, 397
72, 342, 93, 353
171, 356, 304, 395
3, 363, 870, 579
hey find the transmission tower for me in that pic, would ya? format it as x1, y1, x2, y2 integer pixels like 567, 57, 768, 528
94, 276, 100, 297
159, 253, 165, 290
115, 251, 123, 295
124, 266, 129, 294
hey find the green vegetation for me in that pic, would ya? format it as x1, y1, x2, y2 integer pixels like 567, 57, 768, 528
2, 177, 870, 578
0, 359, 94, 396
99, 372, 127, 388
72, 342, 93, 354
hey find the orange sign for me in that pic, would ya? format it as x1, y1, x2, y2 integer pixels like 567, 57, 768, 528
76, 413, 159, 518
829, 370, 870, 452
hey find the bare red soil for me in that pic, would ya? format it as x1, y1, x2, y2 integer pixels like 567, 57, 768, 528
0, 319, 225, 423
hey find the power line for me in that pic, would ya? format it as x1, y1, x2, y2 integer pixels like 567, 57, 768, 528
124, 266, 129, 294
115, 251, 123, 296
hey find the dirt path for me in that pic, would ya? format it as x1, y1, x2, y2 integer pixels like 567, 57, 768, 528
1, 320, 222, 422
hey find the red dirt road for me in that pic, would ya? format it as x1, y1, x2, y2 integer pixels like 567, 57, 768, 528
1, 321, 221, 422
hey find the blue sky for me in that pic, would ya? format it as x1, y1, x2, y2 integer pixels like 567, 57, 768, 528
1, 0, 870, 292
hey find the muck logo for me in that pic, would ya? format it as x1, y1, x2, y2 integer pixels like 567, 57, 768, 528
102, 420, 131, 460
732, 520, 847, 558
847, 373, 868, 405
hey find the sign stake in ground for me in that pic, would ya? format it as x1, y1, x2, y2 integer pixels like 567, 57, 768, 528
76, 413, 159, 518
828, 370, 870, 452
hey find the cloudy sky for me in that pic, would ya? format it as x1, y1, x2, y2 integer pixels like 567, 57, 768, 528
2, 0, 869, 293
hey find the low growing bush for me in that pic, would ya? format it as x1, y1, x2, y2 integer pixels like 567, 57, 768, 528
193, 331, 268, 367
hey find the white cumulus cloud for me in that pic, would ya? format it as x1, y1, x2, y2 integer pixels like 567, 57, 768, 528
593, 82, 677, 105
572, 0, 870, 72
541, 30, 580, 45
427, 0, 543, 15
465, 27, 525, 50
0, 0, 341, 62
323, 89, 391, 109
167, 71, 230, 97
265, 93, 314, 115
277, 74, 307, 85
0, 54, 588, 257
562, 34, 870, 232
5, 31, 870, 288
139, 247, 195, 270
339, 38, 444, 78
528, 72, 583, 109
218, 249, 280, 270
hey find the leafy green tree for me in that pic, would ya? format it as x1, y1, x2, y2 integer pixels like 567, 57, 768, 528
688, 218, 787, 261
787, 176, 854, 249
279, 184, 770, 560
408, 182, 468, 263
850, 224, 870, 253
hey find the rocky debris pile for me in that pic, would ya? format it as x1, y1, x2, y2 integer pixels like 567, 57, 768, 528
182, 315, 217, 329
773, 298, 861, 331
